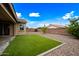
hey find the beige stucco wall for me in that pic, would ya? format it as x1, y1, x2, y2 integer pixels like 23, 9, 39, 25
9, 24, 15, 36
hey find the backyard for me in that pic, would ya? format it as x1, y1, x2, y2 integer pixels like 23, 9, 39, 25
2, 34, 61, 56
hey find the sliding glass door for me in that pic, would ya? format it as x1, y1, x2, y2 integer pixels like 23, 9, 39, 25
0, 23, 10, 35
0, 24, 3, 35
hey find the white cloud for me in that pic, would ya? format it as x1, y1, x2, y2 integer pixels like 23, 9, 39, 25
38, 22, 49, 27
26, 20, 37, 28
74, 16, 79, 19
29, 12, 40, 17
62, 11, 74, 20
28, 21, 37, 24
26, 19, 61, 28
30, 21, 35, 24
26, 20, 49, 28
16, 12, 22, 18
62, 11, 79, 20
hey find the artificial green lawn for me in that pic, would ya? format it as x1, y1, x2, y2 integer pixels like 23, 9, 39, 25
2, 34, 62, 56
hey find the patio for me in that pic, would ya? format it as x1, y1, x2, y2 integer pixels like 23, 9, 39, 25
0, 36, 13, 55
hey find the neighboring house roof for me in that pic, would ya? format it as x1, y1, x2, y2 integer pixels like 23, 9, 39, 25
17, 19, 27, 24
47, 24, 65, 29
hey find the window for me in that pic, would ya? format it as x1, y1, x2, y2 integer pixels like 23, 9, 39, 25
20, 24, 24, 30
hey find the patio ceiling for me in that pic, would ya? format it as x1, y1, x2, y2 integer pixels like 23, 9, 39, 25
0, 4, 16, 23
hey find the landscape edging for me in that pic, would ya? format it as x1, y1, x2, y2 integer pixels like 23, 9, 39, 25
37, 43, 65, 56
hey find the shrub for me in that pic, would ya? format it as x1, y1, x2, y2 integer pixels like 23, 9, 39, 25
67, 17, 79, 38
41, 25, 48, 34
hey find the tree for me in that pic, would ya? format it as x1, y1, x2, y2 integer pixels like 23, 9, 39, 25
67, 17, 79, 38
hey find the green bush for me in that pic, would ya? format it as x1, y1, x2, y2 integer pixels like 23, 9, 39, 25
67, 18, 79, 38
41, 25, 48, 34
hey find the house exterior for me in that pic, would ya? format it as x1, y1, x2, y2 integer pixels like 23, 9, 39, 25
47, 24, 65, 29
0, 3, 27, 36
16, 19, 27, 35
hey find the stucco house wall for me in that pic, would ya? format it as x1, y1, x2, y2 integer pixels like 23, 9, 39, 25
15, 23, 26, 35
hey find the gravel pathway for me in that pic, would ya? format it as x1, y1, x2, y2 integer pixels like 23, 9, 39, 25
28, 32, 79, 56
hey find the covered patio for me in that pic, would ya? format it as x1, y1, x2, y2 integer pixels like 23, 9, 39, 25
0, 3, 17, 36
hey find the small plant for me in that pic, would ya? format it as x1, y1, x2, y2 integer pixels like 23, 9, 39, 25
41, 25, 48, 34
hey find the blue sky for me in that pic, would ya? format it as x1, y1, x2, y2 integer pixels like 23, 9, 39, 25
13, 3, 79, 28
